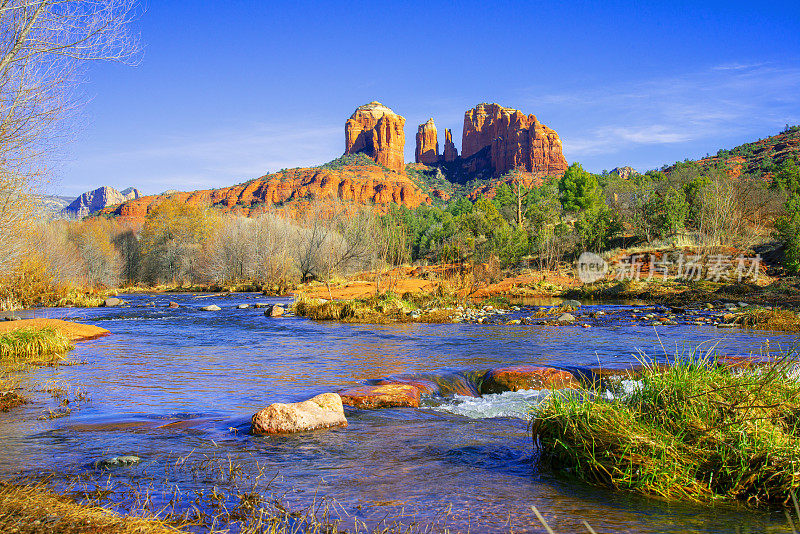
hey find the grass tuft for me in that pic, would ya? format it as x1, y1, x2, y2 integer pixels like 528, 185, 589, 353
734, 308, 800, 332
532, 348, 800, 506
0, 482, 180, 533
0, 327, 73, 364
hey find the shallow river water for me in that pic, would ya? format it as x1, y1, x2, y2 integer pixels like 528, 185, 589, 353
3, 293, 799, 533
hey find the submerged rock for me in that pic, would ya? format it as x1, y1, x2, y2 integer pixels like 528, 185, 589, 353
103, 297, 122, 307
201, 304, 221, 311
168, 301, 180, 308
96, 455, 140, 469
251, 393, 347, 434
237, 304, 250, 309
561, 299, 582, 308
481, 365, 582, 394
557, 313, 576, 323
338, 384, 422, 408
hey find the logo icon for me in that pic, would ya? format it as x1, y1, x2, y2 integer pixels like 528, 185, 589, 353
577, 252, 608, 283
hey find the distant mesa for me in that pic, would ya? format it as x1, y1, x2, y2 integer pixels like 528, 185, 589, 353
61, 186, 140, 218
345, 101, 406, 173
413, 103, 567, 178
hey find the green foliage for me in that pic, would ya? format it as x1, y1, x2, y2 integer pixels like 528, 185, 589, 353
559, 163, 603, 212
446, 197, 473, 217
775, 194, 800, 274
773, 157, 800, 195
682, 174, 710, 229
574, 205, 622, 252
643, 187, 689, 239
319, 153, 382, 170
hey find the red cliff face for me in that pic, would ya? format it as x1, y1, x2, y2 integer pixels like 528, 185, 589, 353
345, 102, 406, 172
462, 103, 567, 177
102, 164, 431, 220
415, 118, 439, 165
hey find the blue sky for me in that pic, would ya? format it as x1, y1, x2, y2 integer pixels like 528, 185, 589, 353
54, 0, 800, 196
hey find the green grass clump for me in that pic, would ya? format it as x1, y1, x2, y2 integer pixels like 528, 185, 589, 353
0, 328, 73, 363
532, 349, 800, 506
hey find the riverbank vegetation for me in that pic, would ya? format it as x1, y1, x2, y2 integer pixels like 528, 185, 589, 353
5, 131, 800, 311
0, 327, 73, 363
293, 290, 464, 323
532, 348, 800, 506
0, 482, 180, 534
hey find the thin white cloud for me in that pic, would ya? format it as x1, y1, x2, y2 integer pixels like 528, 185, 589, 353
528, 63, 800, 161
65, 122, 343, 195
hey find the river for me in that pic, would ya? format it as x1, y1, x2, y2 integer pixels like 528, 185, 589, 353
2, 293, 797, 533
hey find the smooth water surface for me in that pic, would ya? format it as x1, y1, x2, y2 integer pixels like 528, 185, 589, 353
2, 293, 798, 533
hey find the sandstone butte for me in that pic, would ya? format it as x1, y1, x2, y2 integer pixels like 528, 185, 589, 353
415, 118, 439, 165
101, 164, 431, 220
461, 103, 568, 177
345, 101, 406, 172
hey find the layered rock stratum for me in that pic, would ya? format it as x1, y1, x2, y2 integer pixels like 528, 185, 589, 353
415, 118, 439, 165
62, 186, 140, 218
345, 102, 406, 172
102, 162, 430, 220
461, 103, 568, 177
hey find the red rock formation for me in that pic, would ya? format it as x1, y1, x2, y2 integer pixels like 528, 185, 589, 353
345, 101, 406, 172
338, 384, 422, 408
415, 118, 439, 164
462, 103, 567, 177
480, 365, 582, 394
443, 128, 458, 162
101, 163, 431, 221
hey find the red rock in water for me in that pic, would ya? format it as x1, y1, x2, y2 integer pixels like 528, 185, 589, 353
251, 393, 347, 434
338, 384, 421, 408
461, 103, 567, 177
345, 101, 406, 172
415, 118, 439, 164
480, 365, 581, 394
375, 378, 440, 396
443, 128, 458, 162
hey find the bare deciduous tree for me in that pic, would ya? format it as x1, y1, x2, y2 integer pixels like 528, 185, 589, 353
0, 0, 139, 278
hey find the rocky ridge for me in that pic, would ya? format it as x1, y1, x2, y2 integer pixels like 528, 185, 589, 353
102, 162, 430, 220
62, 186, 140, 218
668, 126, 800, 180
